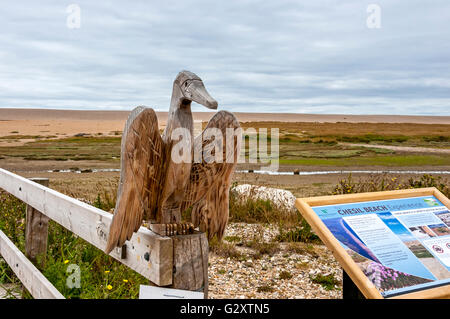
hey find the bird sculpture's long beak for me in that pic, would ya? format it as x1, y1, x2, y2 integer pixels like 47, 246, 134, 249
185, 80, 218, 109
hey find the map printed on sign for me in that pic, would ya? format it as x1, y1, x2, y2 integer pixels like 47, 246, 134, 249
313, 196, 450, 297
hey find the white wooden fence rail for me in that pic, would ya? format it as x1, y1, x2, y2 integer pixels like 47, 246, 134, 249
0, 229, 64, 299
0, 168, 173, 289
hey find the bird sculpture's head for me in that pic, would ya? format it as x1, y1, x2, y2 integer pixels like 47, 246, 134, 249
172, 70, 218, 110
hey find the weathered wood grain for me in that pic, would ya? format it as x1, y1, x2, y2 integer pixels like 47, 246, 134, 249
199, 233, 209, 299
25, 178, 49, 268
105, 106, 165, 254
0, 229, 64, 299
0, 168, 173, 286
295, 197, 383, 299
172, 232, 208, 294
182, 110, 241, 242
107, 71, 239, 255
296, 187, 450, 299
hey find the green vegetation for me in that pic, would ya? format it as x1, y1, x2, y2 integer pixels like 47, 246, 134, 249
286, 243, 319, 258
212, 188, 322, 261
422, 135, 450, 143
1, 126, 449, 166
335, 134, 409, 144
332, 173, 449, 198
276, 219, 321, 244
217, 268, 226, 275
278, 270, 293, 280
310, 273, 340, 291
244, 240, 278, 259
209, 236, 244, 260
0, 135, 48, 140
0, 120, 449, 298
409, 245, 433, 259
93, 191, 117, 212
244, 130, 450, 166
0, 191, 148, 299
237, 121, 450, 166
229, 188, 299, 226
223, 235, 241, 243
407, 174, 450, 197
0, 136, 121, 162
1, 165, 449, 298
280, 154, 450, 167
239, 121, 450, 149
256, 284, 274, 293
281, 149, 365, 159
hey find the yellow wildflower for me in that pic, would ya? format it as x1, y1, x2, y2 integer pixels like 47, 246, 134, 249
107, 285, 112, 290
104, 270, 110, 274
64, 260, 69, 264
123, 279, 129, 283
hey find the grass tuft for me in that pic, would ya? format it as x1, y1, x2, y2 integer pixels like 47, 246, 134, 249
256, 284, 274, 293
0, 191, 148, 299
310, 274, 340, 291
276, 219, 321, 244
279, 271, 293, 280
209, 236, 244, 260
332, 173, 449, 197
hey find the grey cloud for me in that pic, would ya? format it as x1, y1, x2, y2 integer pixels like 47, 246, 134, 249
0, 0, 449, 115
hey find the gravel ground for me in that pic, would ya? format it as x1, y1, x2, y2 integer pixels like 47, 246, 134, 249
208, 223, 343, 299
1, 223, 343, 299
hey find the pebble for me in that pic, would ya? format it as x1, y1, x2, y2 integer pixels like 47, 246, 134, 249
232, 184, 297, 212
209, 222, 343, 299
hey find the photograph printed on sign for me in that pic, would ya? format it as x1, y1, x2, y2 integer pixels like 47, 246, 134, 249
313, 196, 450, 297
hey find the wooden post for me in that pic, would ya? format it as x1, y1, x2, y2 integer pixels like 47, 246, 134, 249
171, 232, 209, 298
342, 270, 365, 299
25, 178, 50, 268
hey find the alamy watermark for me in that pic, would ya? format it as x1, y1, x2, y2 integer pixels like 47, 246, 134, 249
66, 264, 81, 288
367, 4, 381, 29
66, 4, 81, 29
170, 125, 279, 171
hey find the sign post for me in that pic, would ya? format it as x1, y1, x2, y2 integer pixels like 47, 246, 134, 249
342, 270, 365, 299
296, 187, 450, 299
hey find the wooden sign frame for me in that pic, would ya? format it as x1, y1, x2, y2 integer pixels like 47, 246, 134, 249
295, 187, 450, 299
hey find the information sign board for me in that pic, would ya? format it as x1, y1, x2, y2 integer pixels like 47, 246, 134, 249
295, 187, 450, 298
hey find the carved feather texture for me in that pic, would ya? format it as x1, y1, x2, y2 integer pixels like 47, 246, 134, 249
105, 108, 240, 253
182, 110, 241, 240
105, 107, 164, 254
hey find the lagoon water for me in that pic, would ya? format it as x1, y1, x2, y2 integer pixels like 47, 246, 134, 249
42, 168, 450, 175
236, 170, 450, 176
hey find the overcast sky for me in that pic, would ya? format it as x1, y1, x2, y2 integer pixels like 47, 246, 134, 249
1, 1, 449, 115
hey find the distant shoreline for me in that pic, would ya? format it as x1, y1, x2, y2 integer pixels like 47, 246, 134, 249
1, 108, 449, 124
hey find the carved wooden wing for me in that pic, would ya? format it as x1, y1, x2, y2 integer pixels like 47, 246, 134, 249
105, 106, 164, 254
181, 110, 241, 240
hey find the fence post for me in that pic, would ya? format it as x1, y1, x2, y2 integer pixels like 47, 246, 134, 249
25, 178, 50, 268
171, 232, 209, 298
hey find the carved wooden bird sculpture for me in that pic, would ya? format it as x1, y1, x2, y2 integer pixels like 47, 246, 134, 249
105, 71, 241, 254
